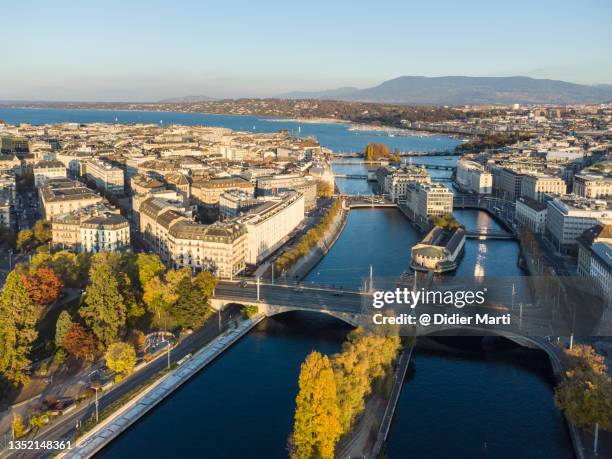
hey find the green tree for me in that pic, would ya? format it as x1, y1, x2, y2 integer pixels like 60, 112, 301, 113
172, 277, 209, 329
0, 272, 39, 385
135, 253, 165, 289
55, 310, 72, 349
290, 352, 341, 459
79, 262, 126, 347
105, 342, 137, 378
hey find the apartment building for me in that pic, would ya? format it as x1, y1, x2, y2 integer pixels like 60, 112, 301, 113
0, 192, 13, 228
0, 155, 22, 175
499, 168, 526, 201
191, 177, 254, 207
139, 197, 247, 278
573, 173, 612, 199
56, 151, 94, 176
256, 174, 317, 210
33, 160, 67, 187
219, 191, 260, 219
515, 196, 547, 234
236, 191, 305, 264
456, 160, 492, 194
545, 195, 612, 252
404, 182, 454, 226
84, 158, 125, 194
577, 225, 612, 305
379, 165, 431, 202
520, 173, 566, 202
52, 204, 130, 253
39, 178, 104, 219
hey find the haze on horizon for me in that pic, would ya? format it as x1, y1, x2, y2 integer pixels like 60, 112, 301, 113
2, 0, 611, 102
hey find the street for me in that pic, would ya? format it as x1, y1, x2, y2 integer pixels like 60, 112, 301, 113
2, 304, 241, 459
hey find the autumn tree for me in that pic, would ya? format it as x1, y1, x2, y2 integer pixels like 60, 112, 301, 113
79, 262, 126, 347
364, 143, 389, 161
136, 253, 165, 289
555, 345, 612, 431
105, 342, 137, 378
33, 220, 52, 245
290, 352, 341, 459
332, 328, 400, 431
21, 267, 64, 306
55, 311, 73, 349
555, 370, 612, 431
0, 272, 39, 385
62, 323, 97, 361
194, 270, 217, 298
16, 229, 34, 252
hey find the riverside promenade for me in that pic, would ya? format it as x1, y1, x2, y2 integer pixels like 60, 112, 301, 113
284, 206, 348, 281
60, 315, 265, 459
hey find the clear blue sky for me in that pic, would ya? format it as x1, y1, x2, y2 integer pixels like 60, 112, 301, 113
2, 0, 611, 101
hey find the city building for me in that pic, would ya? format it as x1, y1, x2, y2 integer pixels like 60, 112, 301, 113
520, 173, 566, 202
219, 190, 260, 219
39, 178, 104, 219
411, 226, 465, 273
236, 191, 305, 264
378, 165, 431, 202
545, 195, 612, 252
256, 174, 317, 210
573, 172, 612, 199
408, 182, 454, 220
139, 197, 247, 278
33, 160, 67, 187
51, 205, 130, 253
84, 158, 125, 194
515, 196, 547, 234
577, 225, 612, 306
456, 160, 492, 194
191, 177, 254, 207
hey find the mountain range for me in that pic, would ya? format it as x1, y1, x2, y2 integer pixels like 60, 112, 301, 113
278, 76, 612, 105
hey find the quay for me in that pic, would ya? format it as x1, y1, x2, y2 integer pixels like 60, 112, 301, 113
61, 316, 265, 459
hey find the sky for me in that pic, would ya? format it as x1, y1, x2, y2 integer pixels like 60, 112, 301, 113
2, 0, 612, 101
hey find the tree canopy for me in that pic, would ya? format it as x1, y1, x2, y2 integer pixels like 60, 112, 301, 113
290, 352, 342, 459
0, 271, 39, 384
79, 262, 126, 347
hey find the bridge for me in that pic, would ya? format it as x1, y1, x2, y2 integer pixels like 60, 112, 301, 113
464, 227, 515, 240
334, 173, 369, 180
210, 276, 579, 342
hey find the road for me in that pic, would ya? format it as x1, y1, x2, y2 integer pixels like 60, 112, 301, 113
214, 280, 366, 314
2, 304, 241, 459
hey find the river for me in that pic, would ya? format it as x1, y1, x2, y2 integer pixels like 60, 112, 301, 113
0, 108, 572, 457
96, 209, 572, 459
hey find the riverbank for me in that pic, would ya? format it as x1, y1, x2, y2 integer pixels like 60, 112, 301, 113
281, 205, 348, 282
336, 337, 416, 459
61, 315, 265, 459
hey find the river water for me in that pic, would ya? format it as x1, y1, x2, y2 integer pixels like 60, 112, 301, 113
0, 108, 572, 457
